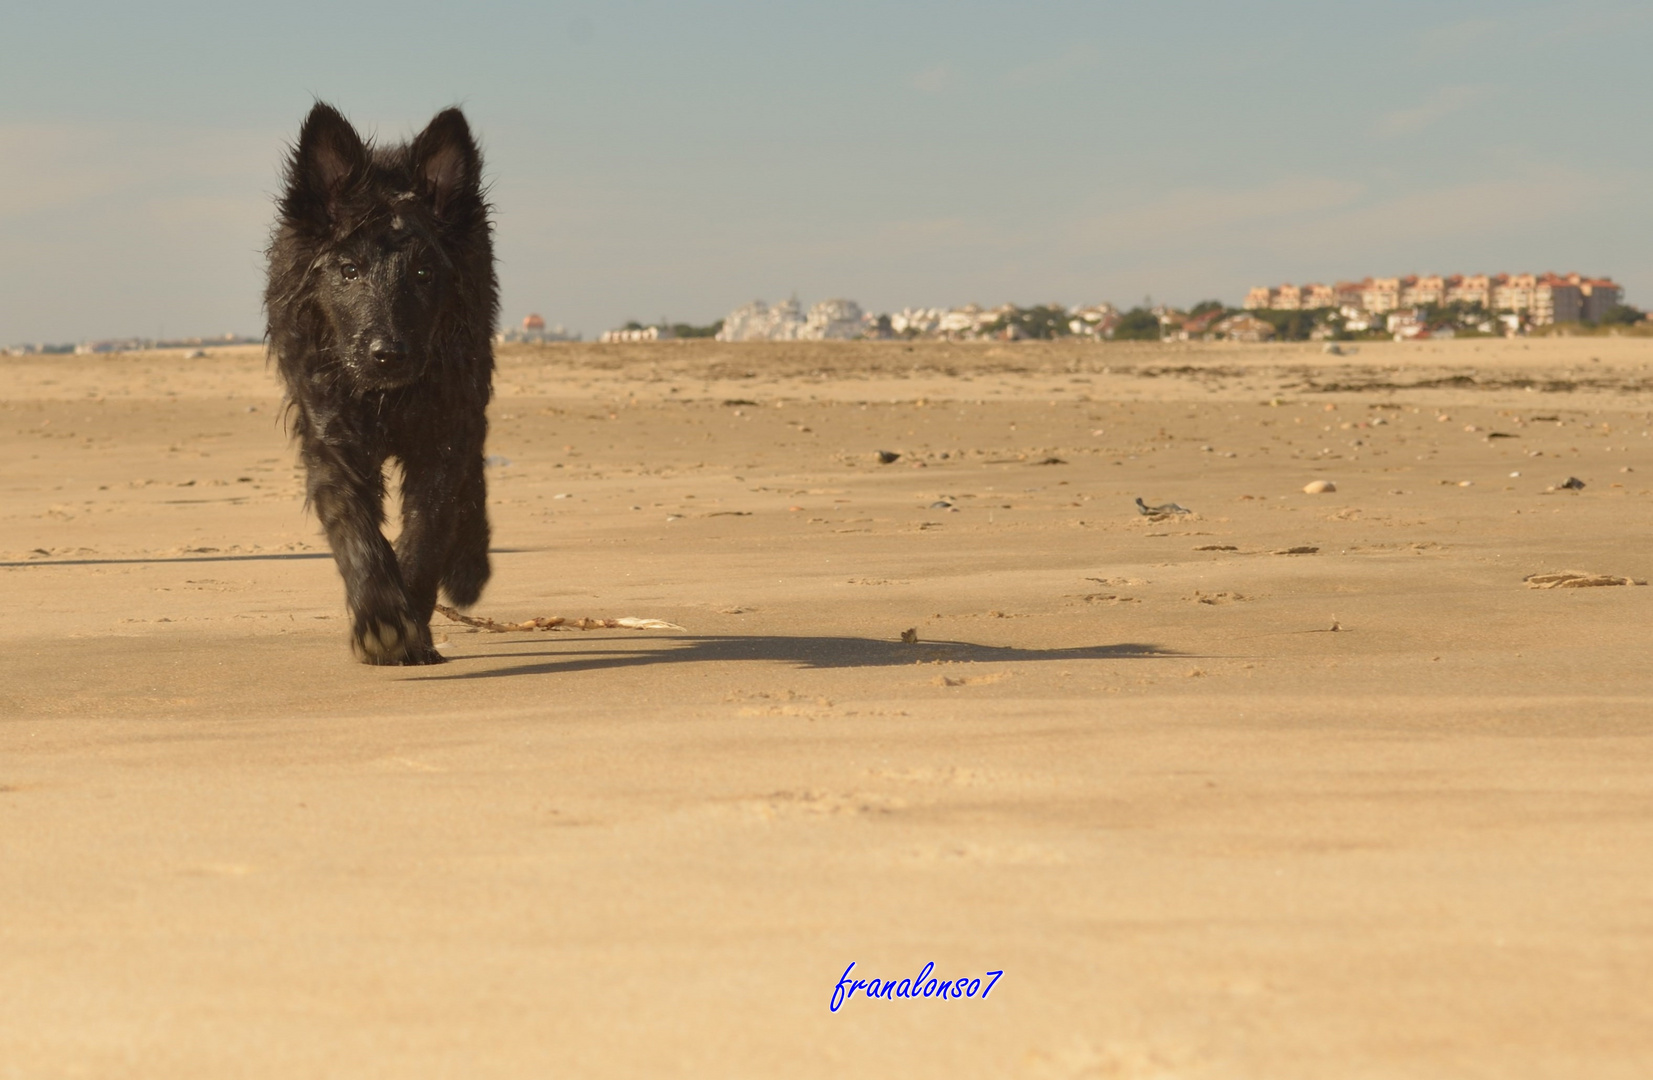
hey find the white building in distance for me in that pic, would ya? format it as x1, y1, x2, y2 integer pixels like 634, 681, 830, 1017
889, 307, 945, 335
717, 298, 804, 341
716, 298, 865, 341
599, 326, 675, 343
802, 298, 864, 339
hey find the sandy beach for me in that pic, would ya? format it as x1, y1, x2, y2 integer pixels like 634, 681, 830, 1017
4, 336, 1652, 1077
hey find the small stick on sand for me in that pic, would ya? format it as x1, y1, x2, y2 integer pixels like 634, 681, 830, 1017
435, 604, 685, 632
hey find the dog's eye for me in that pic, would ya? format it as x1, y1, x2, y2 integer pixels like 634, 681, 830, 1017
341, 263, 359, 281
415, 267, 431, 281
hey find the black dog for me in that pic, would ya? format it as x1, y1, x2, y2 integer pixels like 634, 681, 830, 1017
265, 103, 497, 665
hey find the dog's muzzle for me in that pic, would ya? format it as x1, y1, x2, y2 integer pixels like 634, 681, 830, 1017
357, 337, 422, 386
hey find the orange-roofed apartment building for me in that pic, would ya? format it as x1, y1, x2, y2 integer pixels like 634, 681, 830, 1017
1361, 278, 1403, 314
1401, 275, 1445, 306
1533, 273, 1624, 324
1493, 274, 1538, 314
1243, 283, 1337, 311
1301, 283, 1337, 309
1446, 274, 1496, 308
1576, 275, 1622, 321
1534, 276, 1582, 324
1243, 272, 1622, 325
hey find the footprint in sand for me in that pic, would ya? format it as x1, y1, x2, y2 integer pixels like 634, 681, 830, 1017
736, 790, 907, 821
931, 672, 1010, 687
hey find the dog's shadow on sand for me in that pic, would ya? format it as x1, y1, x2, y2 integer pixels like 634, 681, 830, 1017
414, 634, 1184, 681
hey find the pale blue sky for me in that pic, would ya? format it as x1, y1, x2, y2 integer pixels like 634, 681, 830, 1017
3, 1, 1649, 342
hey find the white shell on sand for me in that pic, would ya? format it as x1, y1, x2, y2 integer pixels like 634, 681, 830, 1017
1303, 480, 1336, 494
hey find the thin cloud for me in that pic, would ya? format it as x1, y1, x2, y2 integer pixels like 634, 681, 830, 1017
911, 64, 956, 95
1296, 167, 1626, 254
1376, 85, 1491, 137
1536, 2, 1653, 45
0, 122, 273, 220
1062, 166, 1629, 269
0, 126, 122, 218
1079, 176, 1367, 252
787, 215, 1023, 263
1004, 44, 1097, 87
0, 121, 280, 340
1416, 18, 1503, 60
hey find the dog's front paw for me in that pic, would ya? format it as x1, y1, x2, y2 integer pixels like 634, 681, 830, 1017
441, 551, 491, 609
350, 613, 444, 666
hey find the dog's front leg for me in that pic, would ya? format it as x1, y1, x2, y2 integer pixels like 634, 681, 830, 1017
305, 438, 442, 666
393, 451, 471, 631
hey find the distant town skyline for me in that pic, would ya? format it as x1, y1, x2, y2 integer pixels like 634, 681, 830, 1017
8, 269, 1638, 353
4, 2, 1651, 344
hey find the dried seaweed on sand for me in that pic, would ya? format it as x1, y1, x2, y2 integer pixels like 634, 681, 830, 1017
436, 604, 685, 632
1523, 571, 1646, 589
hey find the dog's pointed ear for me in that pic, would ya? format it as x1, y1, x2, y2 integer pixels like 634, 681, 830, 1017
411, 108, 482, 215
284, 102, 366, 229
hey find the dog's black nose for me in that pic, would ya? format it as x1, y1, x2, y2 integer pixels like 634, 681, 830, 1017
370, 340, 407, 366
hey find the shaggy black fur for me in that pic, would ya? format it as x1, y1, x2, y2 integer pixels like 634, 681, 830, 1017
265, 103, 498, 665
